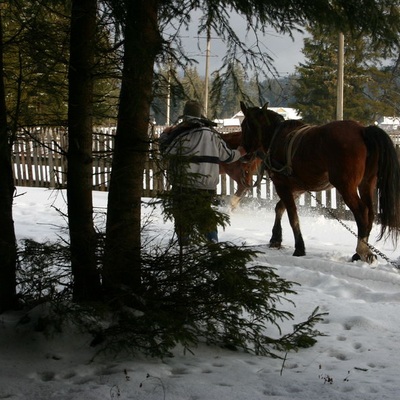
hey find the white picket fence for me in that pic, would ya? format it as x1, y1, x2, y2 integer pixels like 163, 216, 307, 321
12, 125, 400, 218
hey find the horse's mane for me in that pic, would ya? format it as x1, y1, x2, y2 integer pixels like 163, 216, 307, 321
274, 119, 305, 135
266, 109, 285, 125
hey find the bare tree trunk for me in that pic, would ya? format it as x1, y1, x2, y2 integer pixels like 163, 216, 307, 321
0, 10, 17, 312
103, 0, 161, 295
67, 0, 101, 302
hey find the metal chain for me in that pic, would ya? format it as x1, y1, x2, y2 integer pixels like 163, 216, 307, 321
308, 191, 400, 269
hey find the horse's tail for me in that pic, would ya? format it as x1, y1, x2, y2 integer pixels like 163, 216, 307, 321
364, 125, 400, 243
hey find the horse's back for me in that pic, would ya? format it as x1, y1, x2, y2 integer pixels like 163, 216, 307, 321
295, 120, 367, 157
220, 131, 242, 148
284, 120, 369, 188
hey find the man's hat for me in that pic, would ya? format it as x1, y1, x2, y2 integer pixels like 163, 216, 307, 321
183, 100, 204, 118
180, 100, 217, 127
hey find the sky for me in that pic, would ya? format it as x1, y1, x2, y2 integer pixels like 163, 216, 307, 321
178, 12, 306, 77
4, 186, 400, 399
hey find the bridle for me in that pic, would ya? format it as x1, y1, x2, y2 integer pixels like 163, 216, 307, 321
238, 152, 264, 189
241, 108, 273, 177
242, 108, 307, 178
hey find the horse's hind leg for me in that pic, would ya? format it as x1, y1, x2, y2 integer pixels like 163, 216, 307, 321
352, 179, 377, 262
340, 186, 376, 263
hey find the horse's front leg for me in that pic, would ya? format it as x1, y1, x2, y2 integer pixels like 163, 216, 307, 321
270, 199, 285, 248
230, 185, 247, 211
275, 188, 305, 256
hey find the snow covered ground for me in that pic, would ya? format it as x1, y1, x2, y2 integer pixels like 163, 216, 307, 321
3, 186, 400, 400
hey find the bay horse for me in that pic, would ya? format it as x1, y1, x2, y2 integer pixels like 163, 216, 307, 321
219, 131, 264, 209
240, 102, 400, 263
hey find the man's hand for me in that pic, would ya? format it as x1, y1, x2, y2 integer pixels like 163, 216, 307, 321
237, 145, 247, 157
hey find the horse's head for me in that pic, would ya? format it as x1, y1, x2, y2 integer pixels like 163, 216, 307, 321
240, 101, 284, 153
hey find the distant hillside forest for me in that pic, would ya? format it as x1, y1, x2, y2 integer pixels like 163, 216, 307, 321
151, 69, 297, 125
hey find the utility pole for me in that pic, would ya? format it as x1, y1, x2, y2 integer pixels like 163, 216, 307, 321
166, 59, 171, 125
336, 32, 344, 120
204, 25, 211, 117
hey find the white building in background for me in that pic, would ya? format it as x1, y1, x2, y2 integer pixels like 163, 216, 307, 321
267, 107, 302, 120
232, 107, 302, 122
376, 116, 400, 133
213, 117, 241, 129
214, 107, 302, 132
214, 111, 400, 134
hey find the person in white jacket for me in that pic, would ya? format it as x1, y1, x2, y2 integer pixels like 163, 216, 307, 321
160, 100, 247, 245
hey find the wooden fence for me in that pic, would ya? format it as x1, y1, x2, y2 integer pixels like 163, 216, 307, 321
12, 125, 400, 218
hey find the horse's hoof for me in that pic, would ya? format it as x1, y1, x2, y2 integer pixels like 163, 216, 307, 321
269, 241, 282, 249
293, 249, 306, 257
352, 253, 377, 264
366, 253, 378, 264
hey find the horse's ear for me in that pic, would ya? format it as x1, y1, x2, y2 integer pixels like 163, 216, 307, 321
240, 101, 247, 115
262, 102, 269, 111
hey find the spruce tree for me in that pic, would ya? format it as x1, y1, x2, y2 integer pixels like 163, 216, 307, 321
292, 25, 398, 124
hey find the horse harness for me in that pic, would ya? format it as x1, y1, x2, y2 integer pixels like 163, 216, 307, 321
263, 124, 313, 177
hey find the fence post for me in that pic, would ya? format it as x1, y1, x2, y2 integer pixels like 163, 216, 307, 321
46, 128, 56, 188
14, 138, 23, 186
31, 129, 41, 186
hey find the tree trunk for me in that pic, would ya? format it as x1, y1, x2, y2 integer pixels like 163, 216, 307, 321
67, 0, 101, 302
103, 0, 161, 295
0, 10, 17, 313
